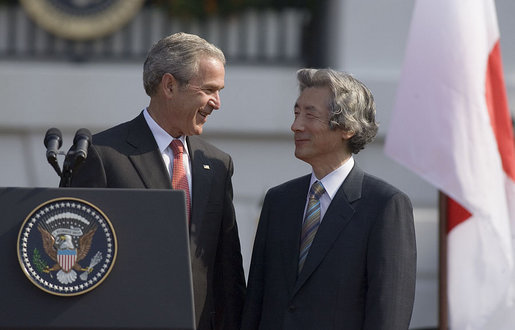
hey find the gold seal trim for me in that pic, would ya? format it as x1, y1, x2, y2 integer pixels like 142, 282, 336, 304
17, 197, 118, 297
20, 0, 145, 41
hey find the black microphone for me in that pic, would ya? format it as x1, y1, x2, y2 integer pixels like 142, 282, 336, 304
44, 128, 63, 177
44, 128, 62, 161
72, 128, 92, 162
60, 128, 92, 187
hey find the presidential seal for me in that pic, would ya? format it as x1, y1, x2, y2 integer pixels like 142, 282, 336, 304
17, 197, 117, 296
19, 0, 145, 41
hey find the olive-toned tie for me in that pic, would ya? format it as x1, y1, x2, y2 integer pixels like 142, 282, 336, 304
298, 181, 325, 273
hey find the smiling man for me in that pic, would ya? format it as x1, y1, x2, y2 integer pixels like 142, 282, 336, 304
242, 68, 417, 330
67, 32, 245, 330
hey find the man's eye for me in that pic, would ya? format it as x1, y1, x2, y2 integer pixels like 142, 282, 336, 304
204, 88, 218, 94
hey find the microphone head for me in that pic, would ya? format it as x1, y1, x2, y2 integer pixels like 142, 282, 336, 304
44, 127, 63, 148
73, 128, 92, 144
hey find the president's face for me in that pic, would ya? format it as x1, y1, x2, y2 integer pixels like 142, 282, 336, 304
291, 87, 346, 169
169, 56, 225, 136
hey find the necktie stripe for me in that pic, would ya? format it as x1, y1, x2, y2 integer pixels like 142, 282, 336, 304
170, 140, 191, 221
300, 218, 320, 242
298, 181, 325, 274
306, 202, 320, 214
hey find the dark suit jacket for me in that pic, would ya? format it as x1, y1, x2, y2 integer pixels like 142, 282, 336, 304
241, 165, 416, 330
67, 112, 246, 330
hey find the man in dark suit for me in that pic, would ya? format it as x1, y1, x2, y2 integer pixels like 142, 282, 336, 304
67, 32, 245, 330
242, 68, 416, 329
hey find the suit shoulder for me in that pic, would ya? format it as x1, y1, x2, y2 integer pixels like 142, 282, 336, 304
266, 175, 310, 195
362, 172, 410, 201
188, 136, 230, 161
89, 113, 157, 155
91, 120, 132, 146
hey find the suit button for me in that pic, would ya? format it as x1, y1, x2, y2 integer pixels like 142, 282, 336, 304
288, 305, 296, 312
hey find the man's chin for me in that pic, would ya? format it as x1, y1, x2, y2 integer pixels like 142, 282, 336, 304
191, 124, 204, 135
294, 149, 307, 161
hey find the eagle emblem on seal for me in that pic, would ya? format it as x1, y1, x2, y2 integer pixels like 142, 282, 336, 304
38, 224, 97, 284
18, 198, 117, 296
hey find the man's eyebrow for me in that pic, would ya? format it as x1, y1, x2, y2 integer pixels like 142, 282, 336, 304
203, 81, 224, 89
294, 103, 317, 110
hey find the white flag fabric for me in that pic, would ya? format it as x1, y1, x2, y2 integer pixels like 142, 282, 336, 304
384, 0, 515, 329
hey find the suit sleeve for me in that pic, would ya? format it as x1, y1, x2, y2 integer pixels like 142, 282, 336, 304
216, 157, 246, 329
64, 144, 107, 188
364, 191, 417, 330
240, 190, 271, 330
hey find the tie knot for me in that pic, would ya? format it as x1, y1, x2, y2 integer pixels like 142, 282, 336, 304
170, 139, 184, 154
310, 181, 325, 199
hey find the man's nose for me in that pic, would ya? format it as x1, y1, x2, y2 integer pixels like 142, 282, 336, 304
209, 91, 221, 110
291, 116, 303, 132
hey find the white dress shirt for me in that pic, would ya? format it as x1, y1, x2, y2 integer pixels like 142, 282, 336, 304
304, 156, 355, 221
143, 108, 192, 196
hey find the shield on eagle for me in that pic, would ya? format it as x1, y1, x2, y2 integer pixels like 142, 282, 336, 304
57, 249, 77, 273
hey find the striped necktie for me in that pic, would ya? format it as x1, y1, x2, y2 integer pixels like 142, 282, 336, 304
298, 180, 325, 273
170, 140, 191, 220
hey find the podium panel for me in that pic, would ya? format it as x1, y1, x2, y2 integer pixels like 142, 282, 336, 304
0, 187, 194, 330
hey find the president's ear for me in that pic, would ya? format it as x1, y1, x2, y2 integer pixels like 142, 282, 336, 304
161, 73, 179, 97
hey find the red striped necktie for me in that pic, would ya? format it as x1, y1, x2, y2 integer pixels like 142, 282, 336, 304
170, 140, 191, 221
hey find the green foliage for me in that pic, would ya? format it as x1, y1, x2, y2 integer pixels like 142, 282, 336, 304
32, 248, 49, 273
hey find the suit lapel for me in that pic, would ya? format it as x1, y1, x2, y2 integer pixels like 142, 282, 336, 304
186, 136, 213, 225
124, 119, 214, 224
281, 176, 311, 294
293, 165, 364, 294
126, 113, 171, 189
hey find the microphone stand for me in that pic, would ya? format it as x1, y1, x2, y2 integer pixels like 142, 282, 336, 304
59, 144, 89, 187
48, 154, 63, 178
59, 149, 75, 188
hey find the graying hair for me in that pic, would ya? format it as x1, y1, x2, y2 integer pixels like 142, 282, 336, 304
143, 32, 226, 96
296, 68, 379, 154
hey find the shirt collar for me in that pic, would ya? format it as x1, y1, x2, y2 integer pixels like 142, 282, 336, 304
310, 156, 355, 200
143, 108, 188, 154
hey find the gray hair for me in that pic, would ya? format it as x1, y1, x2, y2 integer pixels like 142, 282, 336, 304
296, 68, 379, 154
143, 32, 226, 96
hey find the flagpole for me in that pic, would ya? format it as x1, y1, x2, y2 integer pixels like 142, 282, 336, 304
438, 191, 448, 330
